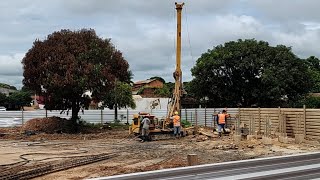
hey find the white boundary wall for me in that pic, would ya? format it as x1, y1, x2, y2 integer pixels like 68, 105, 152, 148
0, 108, 239, 127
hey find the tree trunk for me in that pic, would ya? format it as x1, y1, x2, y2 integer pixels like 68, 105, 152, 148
71, 100, 80, 132
114, 104, 118, 123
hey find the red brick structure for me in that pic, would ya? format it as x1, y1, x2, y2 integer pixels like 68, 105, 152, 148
132, 79, 164, 97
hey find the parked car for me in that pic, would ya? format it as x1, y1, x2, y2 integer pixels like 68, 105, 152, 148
0, 106, 6, 111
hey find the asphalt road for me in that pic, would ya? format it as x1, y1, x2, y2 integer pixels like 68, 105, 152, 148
90, 152, 320, 180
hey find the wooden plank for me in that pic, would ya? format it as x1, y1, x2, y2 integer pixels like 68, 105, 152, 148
306, 120, 320, 124
306, 109, 320, 112
240, 108, 261, 111
306, 133, 320, 136
305, 117, 320, 121
306, 124, 320, 128
260, 108, 280, 111
306, 129, 320, 133
281, 108, 304, 112
283, 114, 303, 117
306, 131, 320, 135
306, 114, 320, 117
260, 112, 279, 115
306, 112, 320, 116
306, 121, 320, 125
306, 133, 320, 138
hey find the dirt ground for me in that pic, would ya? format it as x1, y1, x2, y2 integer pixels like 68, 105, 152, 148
1, 127, 320, 180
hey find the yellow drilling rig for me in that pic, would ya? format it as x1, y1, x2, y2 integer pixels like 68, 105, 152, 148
129, 2, 186, 140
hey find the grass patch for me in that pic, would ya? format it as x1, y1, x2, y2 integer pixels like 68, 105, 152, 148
181, 120, 192, 128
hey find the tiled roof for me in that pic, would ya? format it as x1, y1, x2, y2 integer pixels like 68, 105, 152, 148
134, 79, 156, 85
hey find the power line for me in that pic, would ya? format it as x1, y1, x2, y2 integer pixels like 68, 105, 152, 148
184, 6, 195, 67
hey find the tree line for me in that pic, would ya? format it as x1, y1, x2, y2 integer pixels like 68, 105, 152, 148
188, 39, 320, 108
17, 29, 320, 131
0, 89, 32, 110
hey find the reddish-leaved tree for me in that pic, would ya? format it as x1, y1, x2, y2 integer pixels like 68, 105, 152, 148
22, 29, 131, 131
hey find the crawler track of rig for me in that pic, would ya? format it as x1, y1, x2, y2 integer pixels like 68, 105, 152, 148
0, 153, 116, 180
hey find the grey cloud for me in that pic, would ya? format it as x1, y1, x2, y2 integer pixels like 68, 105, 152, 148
61, 0, 234, 18
0, 54, 24, 75
247, 0, 320, 22
2, 0, 320, 89
0, 75, 23, 89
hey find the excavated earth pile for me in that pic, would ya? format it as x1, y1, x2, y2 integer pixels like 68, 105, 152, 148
21, 117, 69, 134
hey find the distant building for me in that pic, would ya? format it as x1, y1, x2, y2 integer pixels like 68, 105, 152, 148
132, 79, 164, 97
0, 87, 17, 96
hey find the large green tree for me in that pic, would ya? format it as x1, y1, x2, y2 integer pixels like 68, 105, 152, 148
304, 56, 320, 93
190, 39, 312, 107
7, 91, 32, 110
0, 93, 7, 106
22, 29, 131, 129
103, 81, 136, 122
0, 83, 17, 90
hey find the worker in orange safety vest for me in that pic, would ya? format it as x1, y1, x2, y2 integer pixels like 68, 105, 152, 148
172, 111, 181, 138
217, 110, 230, 137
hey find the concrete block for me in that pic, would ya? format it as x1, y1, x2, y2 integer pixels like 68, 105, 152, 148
247, 135, 255, 141
233, 135, 242, 143
295, 134, 304, 144
187, 154, 198, 166
278, 136, 288, 144
262, 136, 272, 145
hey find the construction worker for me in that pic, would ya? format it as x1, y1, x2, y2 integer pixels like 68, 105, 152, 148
212, 111, 221, 132
141, 116, 150, 142
172, 111, 181, 138
217, 110, 230, 137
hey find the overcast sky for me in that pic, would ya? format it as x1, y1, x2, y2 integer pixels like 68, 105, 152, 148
1, 0, 320, 89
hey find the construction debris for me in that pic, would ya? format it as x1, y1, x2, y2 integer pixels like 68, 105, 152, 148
212, 144, 239, 150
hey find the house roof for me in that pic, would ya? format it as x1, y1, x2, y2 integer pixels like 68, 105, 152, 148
134, 79, 157, 85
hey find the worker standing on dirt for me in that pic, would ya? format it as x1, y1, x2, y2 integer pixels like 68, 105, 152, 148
141, 116, 150, 142
212, 111, 221, 132
217, 110, 230, 138
172, 111, 181, 138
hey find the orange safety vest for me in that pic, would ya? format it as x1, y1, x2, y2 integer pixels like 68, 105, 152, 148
218, 114, 228, 124
173, 115, 181, 126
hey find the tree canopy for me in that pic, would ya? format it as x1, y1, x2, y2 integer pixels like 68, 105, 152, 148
0, 89, 32, 110
304, 56, 320, 93
22, 29, 132, 129
0, 83, 17, 90
0, 93, 6, 106
190, 39, 312, 107
103, 81, 136, 122
7, 91, 32, 110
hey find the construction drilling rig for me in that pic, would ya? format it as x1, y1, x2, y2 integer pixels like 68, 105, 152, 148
130, 2, 186, 140
164, 2, 185, 128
